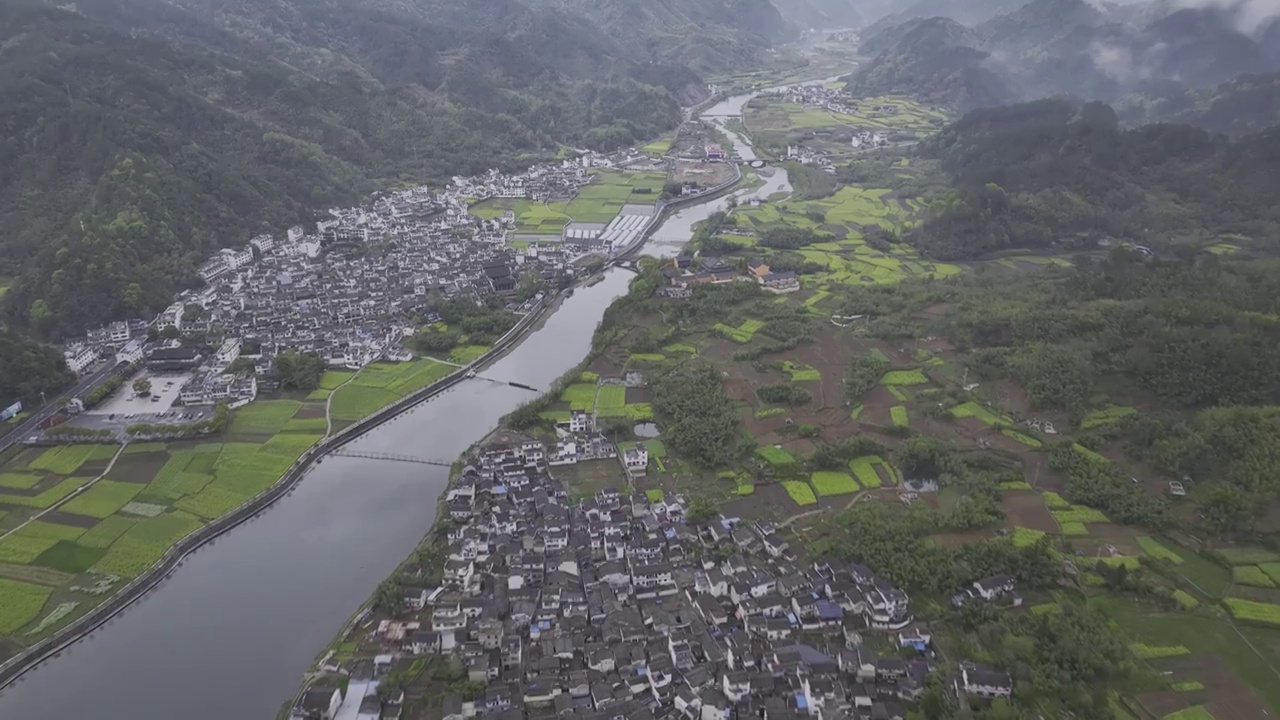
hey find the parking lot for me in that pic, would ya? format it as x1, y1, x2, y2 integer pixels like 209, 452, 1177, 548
86, 370, 193, 417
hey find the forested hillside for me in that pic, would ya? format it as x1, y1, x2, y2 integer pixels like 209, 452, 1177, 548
0, 331, 73, 407
905, 99, 1280, 259
851, 0, 1280, 119
0, 0, 780, 336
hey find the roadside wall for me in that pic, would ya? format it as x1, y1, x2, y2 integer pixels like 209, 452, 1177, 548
0, 296, 550, 690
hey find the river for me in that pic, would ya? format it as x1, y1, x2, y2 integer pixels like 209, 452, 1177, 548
0, 78, 804, 719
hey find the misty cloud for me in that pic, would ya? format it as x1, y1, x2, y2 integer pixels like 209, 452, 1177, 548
1166, 0, 1280, 33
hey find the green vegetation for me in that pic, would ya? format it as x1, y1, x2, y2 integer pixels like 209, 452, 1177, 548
712, 318, 766, 343
757, 446, 796, 469
1137, 537, 1184, 564
1217, 548, 1280, 566
810, 471, 859, 496
782, 481, 818, 506
950, 401, 1006, 425
1011, 527, 1046, 547
1171, 590, 1200, 610
890, 405, 909, 427
0, 578, 51, 634
593, 386, 628, 418
94, 511, 204, 577
1163, 706, 1215, 720
848, 455, 893, 489
78, 516, 137, 549
330, 360, 453, 422
59, 481, 143, 518
880, 369, 927, 386
28, 446, 97, 475
1233, 566, 1276, 587
1170, 681, 1205, 692
651, 365, 740, 469
1129, 643, 1191, 660
1001, 429, 1041, 447
1223, 598, 1280, 627
560, 384, 598, 412
1082, 405, 1137, 429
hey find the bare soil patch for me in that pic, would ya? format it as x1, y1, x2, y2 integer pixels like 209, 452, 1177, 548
41, 511, 99, 529
1002, 490, 1059, 533
109, 451, 169, 483
625, 387, 654, 403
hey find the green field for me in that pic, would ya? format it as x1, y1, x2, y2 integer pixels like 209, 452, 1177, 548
1012, 527, 1046, 548
1217, 547, 1280, 566
880, 369, 927, 386
593, 386, 628, 418
468, 198, 570, 234
848, 455, 897, 489
782, 480, 817, 506
28, 446, 98, 475
950, 401, 1008, 425
60, 480, 143, 518
890, 406, 909, 427
1081, 404, 1137, 429
746, 95, 948, 134
1233, 566, 1276, 587
230, 400, 303, 435
0, 396, 335, 653
565, 171, 664, 223
1137, 537, 1185, 564
0, 578, 52, 634
713, 319, 766, 343
559, 383, 598, 412
810, 471, 859, 496
757, 446, 796, 468
330, 360, 453, 422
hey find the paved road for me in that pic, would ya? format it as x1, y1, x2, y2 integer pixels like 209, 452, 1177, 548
0, 361, 119, 453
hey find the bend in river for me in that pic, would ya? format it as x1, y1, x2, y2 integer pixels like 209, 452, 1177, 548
0, 75, 826, 719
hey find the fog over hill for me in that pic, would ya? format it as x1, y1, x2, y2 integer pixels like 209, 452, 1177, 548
849, 0, 1280, 116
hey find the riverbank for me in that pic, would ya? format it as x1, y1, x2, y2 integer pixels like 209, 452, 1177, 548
0, 298, 553, 692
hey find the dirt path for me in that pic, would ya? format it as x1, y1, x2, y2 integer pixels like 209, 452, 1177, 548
325, 374, 359, 438
0, 442, 127, 541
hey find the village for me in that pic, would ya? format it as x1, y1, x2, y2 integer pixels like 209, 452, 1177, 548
290, 418, 1020, 720
40, 147, 704, 430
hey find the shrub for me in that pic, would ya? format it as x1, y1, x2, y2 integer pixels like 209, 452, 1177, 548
1012, 527, 1046, 548
757, 384, 811, 406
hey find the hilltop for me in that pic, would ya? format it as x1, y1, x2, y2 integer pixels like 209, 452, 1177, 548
0, 0, 783, 336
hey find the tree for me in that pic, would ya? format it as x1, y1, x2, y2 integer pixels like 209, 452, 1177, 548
132, 378, 152, 397
844, 355, 888, 401
160, 325, 180, 339
274, 350, 326, 392
687, 497, 719, 524
1200, 484, 1255, 536
372, 579, 403, 615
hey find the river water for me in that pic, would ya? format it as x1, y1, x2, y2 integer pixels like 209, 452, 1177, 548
0, 81, 797, 720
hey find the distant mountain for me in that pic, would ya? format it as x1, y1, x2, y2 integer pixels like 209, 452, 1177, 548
0, 0, 783, 336
908, 98, 1280, 259
1120, 73, 1280, 137
858, 0, 1031, 46
852, 0, 1279, 117
847, 17, 1018, 110
769, 0, 862, 30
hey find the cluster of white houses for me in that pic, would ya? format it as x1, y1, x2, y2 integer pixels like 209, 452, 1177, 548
292, 434, 1016, 720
